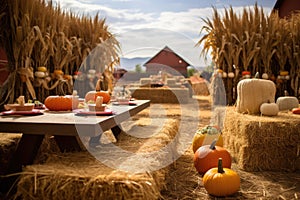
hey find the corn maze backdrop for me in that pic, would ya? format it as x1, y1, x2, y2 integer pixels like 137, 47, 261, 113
0, 0, 120, 109
198, 5, 300, 105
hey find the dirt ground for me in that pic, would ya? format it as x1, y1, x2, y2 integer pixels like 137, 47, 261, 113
160, 96, 300, 200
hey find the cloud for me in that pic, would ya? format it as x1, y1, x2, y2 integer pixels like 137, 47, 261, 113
53, 0, 273, 67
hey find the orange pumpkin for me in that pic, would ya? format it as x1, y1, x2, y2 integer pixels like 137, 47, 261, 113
203, 158, 240, 197
85, 91, 110, 104
44, 95, 75, 111
193, 140, 231, 174
192, 126, 223, 153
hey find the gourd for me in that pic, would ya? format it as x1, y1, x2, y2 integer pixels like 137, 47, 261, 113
203, 158, 240, 197
292, 107, 300, 114
37, 66, 47, 72
192, 126, 223, 153
260, 102, 279, 116
276, 96, 299, 111
236, 78, 276, 114
44, 95, 75, 111
228, 72, 234, 78
85, 91, 111, 104
193, 140, 231, 174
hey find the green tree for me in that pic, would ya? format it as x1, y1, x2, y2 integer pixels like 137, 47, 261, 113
135, 64, 142, 73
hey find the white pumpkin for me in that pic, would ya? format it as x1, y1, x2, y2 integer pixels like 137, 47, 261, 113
35, 71, 45, 78
276, 96, 299, 111
260, 102, 279, 116
236, 79, 276, 114
262, 73, 269, 79
228, 72, 235, 78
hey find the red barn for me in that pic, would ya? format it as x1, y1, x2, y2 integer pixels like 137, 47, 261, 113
143, 46, 191, 77
273, 0, 300, 18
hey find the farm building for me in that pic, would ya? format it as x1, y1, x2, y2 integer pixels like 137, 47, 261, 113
143, 46, 191, 77
0, 0, 300, 200
273, 0, 300, 18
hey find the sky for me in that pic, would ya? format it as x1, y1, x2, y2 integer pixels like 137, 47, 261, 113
53, 0, 276, 67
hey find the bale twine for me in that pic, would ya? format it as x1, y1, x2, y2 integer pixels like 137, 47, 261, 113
223, 107, 300, 171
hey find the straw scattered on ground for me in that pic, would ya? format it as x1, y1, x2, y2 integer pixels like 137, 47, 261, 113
1, 96, 300, 199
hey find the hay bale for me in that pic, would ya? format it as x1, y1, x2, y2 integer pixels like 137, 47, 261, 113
15, 152, 165, 200
15, 117, 181, 200
140, 78, 151, 87
223, 107, 300, 171
0, 133, 21, 175
130, 88, 189, 103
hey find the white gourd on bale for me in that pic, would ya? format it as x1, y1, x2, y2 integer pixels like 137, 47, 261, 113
236, 79, 276, 114
260, 102, 279, 116
276, 96, 299, 111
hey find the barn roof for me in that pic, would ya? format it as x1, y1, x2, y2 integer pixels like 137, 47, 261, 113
273, 0, 283, 10
143, 46, 191, 67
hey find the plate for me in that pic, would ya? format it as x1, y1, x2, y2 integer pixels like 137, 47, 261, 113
74, 109, 114, 116
0, 110, 44, 116
4, 103, 35, 111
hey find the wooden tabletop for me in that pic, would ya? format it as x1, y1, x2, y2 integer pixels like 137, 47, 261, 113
0, 100, 150, 137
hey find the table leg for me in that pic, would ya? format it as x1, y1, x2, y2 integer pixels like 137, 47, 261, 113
54, 136, 82, 152
111, 125, 122, 140
88, 125, 122, 147
0, 134, 44, 195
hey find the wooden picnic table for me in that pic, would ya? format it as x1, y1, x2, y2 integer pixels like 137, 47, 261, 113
0, 100, 150, 194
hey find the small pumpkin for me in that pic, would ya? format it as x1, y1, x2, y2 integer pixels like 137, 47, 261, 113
54, 69, 63, 76
260, 102, 279, 116
37, 66, 47, 72
292, 107, 300, 114
44, 95, 75, 111
261, 73, 268, 79
276, 96, 299, 111
279, 71, 289, 76
85, 90, 111, 104
228, 72, 234, 78
193, 140, 231, 174
192, 126, 223, 153
203, 158, 240, 197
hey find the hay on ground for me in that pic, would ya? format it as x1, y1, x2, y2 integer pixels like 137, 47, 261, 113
223, 107, 300, 172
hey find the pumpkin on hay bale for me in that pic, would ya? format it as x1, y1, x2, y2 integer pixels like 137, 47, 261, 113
223, 107, 300, 172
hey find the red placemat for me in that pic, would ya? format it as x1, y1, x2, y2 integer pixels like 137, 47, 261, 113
74, 109, 114, 116
0, 110, 44, 116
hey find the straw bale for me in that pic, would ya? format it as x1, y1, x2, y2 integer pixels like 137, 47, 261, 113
15, 152, 166, 200
223, 107, 300, 171
191, 82, 210, 96
0, 133, 21, 175
131, 88, 189, 103
15, 116, 181, 200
